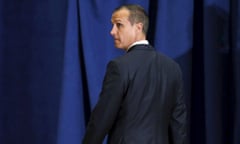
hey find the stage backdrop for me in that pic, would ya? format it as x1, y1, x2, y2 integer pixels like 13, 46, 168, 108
0, 0, 239, 144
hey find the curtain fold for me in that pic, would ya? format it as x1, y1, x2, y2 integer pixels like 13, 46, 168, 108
56, 0, 85, 143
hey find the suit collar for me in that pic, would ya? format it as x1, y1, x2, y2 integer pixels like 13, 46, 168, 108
127, 40, 149, 51
127, 44, 154, 53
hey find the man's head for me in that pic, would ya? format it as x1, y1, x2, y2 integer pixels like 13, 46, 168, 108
110, 4, 149, 50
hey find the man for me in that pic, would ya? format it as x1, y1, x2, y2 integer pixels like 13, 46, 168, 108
83, 4, 187, 144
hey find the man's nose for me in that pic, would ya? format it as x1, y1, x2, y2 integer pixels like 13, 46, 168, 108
110, 25, 116, 36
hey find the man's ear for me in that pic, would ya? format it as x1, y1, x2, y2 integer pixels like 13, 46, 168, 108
135, 22, 144, 32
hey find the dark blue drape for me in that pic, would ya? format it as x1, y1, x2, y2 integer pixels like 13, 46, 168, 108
1, 0, 67, 143
0, 0, 239, 144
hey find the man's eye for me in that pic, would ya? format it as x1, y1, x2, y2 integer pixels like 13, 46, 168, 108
116, 23, 122, 27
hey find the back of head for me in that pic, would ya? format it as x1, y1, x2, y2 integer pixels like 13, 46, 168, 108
113, 4, 149, 35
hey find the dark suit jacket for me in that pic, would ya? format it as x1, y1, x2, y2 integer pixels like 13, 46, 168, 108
83, 44, 187, 144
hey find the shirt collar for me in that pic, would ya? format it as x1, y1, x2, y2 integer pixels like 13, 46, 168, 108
127, 40, 149, 51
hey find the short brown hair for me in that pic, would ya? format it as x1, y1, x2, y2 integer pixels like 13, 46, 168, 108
114, 4, 149, 35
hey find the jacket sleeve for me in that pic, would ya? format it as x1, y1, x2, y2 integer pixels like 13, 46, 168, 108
82, 61, 125, 144
169, 66, 187, 144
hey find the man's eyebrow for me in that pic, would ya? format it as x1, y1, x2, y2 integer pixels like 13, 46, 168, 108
111, 19, 125, 24
112, 19, 122, 22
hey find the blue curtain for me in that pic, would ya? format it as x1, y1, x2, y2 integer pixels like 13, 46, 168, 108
0, 0, 239, 144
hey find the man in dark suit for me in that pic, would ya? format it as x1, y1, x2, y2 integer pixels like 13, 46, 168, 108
83, 4, 187, 144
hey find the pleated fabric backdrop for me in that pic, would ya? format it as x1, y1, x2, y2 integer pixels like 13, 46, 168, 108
0, 0, 239, 144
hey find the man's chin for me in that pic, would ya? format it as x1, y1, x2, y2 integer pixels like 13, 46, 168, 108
114, 44, 127, 50
114, 44, 121, 48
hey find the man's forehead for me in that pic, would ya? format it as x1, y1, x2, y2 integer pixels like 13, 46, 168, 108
111, 9, 129, 21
